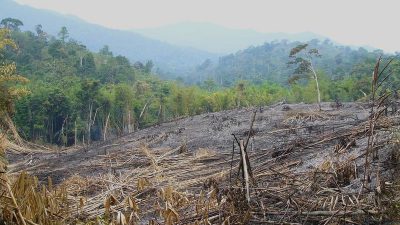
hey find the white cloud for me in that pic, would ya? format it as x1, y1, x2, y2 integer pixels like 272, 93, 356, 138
14, 0, 400, 52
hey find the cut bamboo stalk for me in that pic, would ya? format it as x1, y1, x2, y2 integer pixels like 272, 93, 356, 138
104, 112, 110, 141
240, 140, 250, 203
4, 174, 27, 225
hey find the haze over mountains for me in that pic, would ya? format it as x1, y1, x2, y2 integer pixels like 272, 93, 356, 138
0, 0, 217, 76
134, 22, 326, 54
1, 0, 380, 78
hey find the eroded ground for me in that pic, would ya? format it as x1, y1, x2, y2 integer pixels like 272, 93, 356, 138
6, 102, 400, 224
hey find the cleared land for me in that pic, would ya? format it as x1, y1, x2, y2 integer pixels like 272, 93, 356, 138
7, 102, 400, 224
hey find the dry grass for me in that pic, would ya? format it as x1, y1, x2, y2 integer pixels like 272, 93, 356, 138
284, 110, 331, 125
0, 134, 6, 172
194, 148, 216, 159
0, 172, 70, 225
2, 102, 400, 224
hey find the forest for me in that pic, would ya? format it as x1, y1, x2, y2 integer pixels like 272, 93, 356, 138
1, 14, 400, 225
0, 18, 399, 147
191, 39, 390, 86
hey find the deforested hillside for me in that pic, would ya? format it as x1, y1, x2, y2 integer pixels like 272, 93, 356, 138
8, 24, 398, 149
6, 100, 400, 224
1, 1, 400, 224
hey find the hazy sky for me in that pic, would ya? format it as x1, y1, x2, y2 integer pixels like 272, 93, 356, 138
14, 0, 400, 52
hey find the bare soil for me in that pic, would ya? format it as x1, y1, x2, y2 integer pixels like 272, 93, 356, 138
6, 102, 400, 224
7, 102, 370, 181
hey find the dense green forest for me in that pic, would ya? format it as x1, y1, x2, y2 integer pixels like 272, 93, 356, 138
1, 18, 399, 146
190, 39, 397, 86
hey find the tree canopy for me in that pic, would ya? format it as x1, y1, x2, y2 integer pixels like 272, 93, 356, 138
1, 18, 399, 146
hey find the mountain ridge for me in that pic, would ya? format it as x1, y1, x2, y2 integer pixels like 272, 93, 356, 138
0, 0, 218, 76
133, 22, 327, 54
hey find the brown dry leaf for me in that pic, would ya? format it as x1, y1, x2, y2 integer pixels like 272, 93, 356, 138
104, 197, 111, 212
148, 220, 157, 225
222, 216, 231, 225
137, 177, 150, 191
25, 205, 32, 220
319, 160, 332, 172
79, 197, 85, 208
48, 176, 53, 192
127, 196, 139, 212
116, 211, 127, 225
207, 188, 217, 199
109, 194, 118, 205
163, 206, 179, 225
128, 211, 140, 224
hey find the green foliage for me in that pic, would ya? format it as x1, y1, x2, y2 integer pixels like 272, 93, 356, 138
0, 18, 23, 31
0, 28, 28, 170
3, 20, 400, 146
0, 28, 29, 116
58, 26, 69, 43
99, 45, 113, 57
189, 39, 383, 86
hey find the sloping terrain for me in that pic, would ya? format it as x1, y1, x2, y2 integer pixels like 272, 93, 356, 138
1, 0, 217, 76
7, 102, 400, 224
8, 102, 369, 181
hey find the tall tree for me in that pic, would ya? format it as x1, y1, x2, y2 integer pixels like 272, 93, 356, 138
288, 44, 322, 110
236, 81, 245, 108
144, 60, 154, 73
77, 79, 100, 144
58, 26, 69, 43
157, 84, 170, 123
99, 45, 113, 56
77, 53, 96, 76
34, 24, 47, 40
0, 18, 23, 31
0, 28, 28, 170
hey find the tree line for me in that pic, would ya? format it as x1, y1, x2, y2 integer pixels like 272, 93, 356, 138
1, 17, 400, 146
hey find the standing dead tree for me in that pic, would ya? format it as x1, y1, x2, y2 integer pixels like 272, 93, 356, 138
363, 56, 394, 189
231, 110, 257, 203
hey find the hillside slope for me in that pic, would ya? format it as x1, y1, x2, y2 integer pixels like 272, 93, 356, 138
189, 39, 384, 86
8, 102, 399, 223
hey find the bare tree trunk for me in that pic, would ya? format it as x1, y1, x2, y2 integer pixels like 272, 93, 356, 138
128, 110, 132, 133
138, 100, 150, 128
310, 65, 321, 111
158, 104, 163, 124
2, 112, 24, 145
74, 120, 77, 146
103, 112, 110, 141
28, 105, 33, 140
60, 116, 68, 147
240, 140, 250, 203
88, 103, 102, 144
87, 102, 92, 145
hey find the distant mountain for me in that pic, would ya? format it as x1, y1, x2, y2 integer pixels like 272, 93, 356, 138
134, 22, 326, 54
0, 0, 218, 77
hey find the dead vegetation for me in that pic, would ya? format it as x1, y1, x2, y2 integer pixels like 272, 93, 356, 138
3, 104, 400, 224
